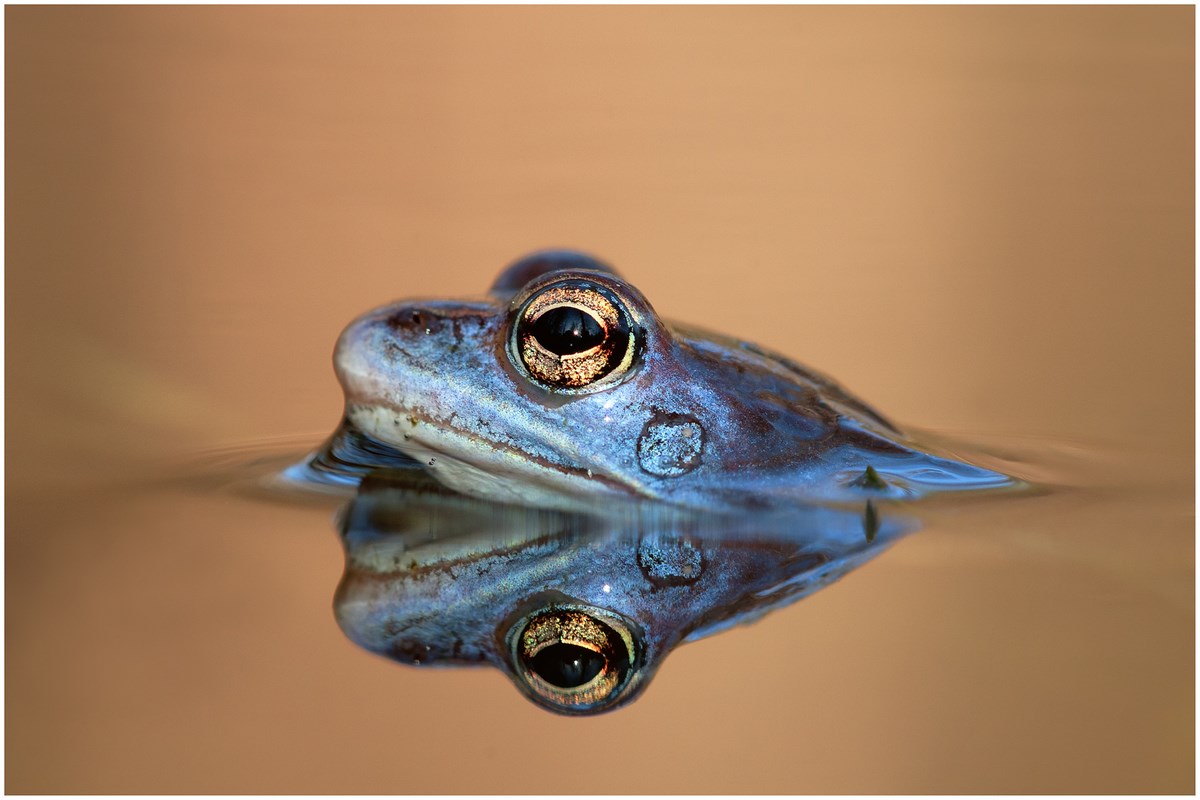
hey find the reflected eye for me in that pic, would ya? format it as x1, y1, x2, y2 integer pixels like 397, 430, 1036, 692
510, 606, 638, 713
510, 281, 639, 392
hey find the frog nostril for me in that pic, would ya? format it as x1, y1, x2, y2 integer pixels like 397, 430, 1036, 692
386, 307, 441, 334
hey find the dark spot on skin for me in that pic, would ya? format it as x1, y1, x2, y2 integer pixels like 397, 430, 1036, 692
636, 411, 705, 477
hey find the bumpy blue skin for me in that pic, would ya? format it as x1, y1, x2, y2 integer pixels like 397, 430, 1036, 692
335, 475, 913, 715
325, 250, 1012, 509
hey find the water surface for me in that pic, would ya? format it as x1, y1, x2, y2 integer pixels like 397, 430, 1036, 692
7, 6, 1192, 793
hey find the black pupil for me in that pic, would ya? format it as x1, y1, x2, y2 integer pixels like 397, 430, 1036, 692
531, 643, 606, 687
530, 307, 605, 355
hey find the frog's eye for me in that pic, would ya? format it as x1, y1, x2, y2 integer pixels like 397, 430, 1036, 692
508, 606, 639, 714
510, 281, 639, 392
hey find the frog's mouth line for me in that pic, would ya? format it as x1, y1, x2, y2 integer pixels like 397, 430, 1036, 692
347, 402, 659, 504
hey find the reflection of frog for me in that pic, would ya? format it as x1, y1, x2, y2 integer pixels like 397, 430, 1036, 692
335, 473, 915, 715
325, 249, 1012, 508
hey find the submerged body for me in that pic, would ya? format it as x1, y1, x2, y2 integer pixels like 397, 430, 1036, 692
326, 250, 1012, 508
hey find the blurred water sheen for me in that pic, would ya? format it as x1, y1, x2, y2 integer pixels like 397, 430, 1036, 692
6, 6, 1192, 793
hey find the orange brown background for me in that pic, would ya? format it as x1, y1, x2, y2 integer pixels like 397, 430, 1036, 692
6, 6, 1193, 793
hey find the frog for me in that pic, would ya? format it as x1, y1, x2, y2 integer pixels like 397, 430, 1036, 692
335, 470, 915, 715
318, 249, 1014, 509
